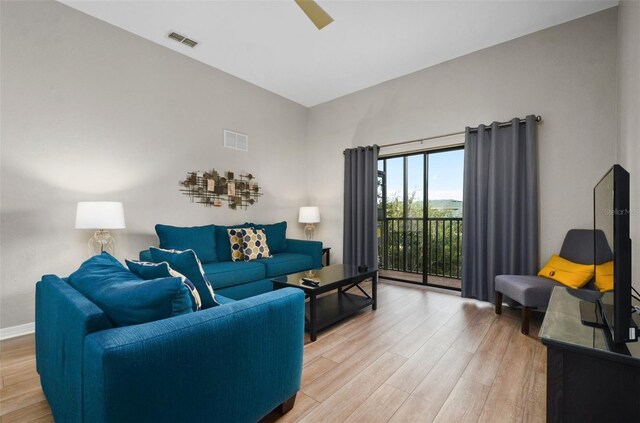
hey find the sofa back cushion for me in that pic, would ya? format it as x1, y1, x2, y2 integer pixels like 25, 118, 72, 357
215, 223, 252, 262
156, 224, 218, 263
67, 253, 193, 327
248, 221, 287, 253
125, 260, 202, 311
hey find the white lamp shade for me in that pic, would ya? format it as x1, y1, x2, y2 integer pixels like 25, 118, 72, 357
298, 206, 320, 224
75, 202, 126, 229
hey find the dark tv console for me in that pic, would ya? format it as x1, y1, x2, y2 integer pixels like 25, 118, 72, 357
540, 287, 640, 423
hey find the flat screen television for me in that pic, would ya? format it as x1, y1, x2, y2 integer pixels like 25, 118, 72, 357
594, 164, 637, 344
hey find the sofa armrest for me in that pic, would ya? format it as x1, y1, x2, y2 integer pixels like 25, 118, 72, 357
285, 238, 323, 269
36, 275, 113, 423
83, 288, 305, 423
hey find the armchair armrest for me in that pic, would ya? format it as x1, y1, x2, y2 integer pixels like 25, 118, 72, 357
83, 288, 305, 423
285, 238, 323, 269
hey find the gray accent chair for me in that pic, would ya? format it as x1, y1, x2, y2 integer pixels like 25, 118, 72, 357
495, 229, 612, 334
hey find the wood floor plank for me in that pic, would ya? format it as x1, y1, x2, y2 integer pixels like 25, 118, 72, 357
384, 338, 449, 394
2, 368, 40, 388
301, 357, 338, 389
303, 330, 403, 402
0, 387, 46, 416
344, 383, 409, 423
461, 320, 517, 386
302, 332, 349, 366
0, 359, 37, 378
477, 330, 537, 423
388, 305, 464, 358
0, 399, 51, 423
411, 346, 474, 402
0, 376, 41, 401
299, 352, 406, 422
432, 377, 491, 423
522, 368, 546, 423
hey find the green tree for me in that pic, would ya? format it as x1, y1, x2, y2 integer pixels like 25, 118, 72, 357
378, 188, 463, 278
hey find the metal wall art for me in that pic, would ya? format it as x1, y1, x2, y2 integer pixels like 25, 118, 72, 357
179, 170, 262, 209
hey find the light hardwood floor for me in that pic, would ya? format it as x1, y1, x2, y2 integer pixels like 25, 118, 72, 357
0, 282, 545, 423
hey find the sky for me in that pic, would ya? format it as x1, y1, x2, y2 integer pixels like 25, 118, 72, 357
381, 149, 464, 201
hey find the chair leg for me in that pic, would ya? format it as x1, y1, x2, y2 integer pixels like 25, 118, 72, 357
521, 307, 531, 335
279, 393, 297, 415
495, 292, 503, 315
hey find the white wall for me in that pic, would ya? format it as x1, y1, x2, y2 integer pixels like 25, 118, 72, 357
306, 8, 619, 269
0, 0, 309, 329
616, 1, 640, 292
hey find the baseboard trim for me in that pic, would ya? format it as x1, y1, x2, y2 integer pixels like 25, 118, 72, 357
0, 322, 35, 340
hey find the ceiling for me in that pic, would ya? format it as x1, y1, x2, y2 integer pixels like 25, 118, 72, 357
60, 0, 617, 107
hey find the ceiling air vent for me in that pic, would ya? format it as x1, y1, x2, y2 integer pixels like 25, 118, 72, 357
224, 130, 248, 152
167, 31, 199, 48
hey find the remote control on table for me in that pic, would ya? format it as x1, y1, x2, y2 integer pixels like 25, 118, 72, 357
302, 278, 320, 287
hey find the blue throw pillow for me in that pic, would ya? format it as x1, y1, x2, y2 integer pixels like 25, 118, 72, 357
155, 224, 218, 263
149, 247, 219, 309
68, 253, 193, 327
215, 223, 253, 261
249, 221, 287, 253
125, 260, 202, 311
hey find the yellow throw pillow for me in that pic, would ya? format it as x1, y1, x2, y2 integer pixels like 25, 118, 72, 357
595, 260, 614, 292
537, 254, 594, 289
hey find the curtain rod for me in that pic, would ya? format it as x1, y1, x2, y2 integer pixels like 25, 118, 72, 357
379, 115, 542, 150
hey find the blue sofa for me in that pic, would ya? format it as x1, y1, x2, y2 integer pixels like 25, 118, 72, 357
139, 224, 323, 300
35, 274, 305, 422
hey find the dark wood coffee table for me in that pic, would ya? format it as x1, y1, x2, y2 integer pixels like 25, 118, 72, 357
271, 264, 377, 342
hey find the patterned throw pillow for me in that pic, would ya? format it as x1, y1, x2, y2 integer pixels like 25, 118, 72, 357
227, 228, 246, 262
240, 228, 271, 261
125, 260, 202, 311
149, 247, 219, 309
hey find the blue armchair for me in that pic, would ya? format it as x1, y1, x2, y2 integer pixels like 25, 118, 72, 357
36, 275, 305, 423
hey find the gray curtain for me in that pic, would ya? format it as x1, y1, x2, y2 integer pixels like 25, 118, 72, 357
462, 115, 538, 302
344, 145, 379, 269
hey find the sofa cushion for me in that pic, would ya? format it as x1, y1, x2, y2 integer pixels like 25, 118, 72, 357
495, 274, 564, 308
125, 260, 202, 311
149, 248, 219, 309
249, 221, 287, 253
67, 253, 193, 327
201, 261, 266, 289
256, 253, 314, 278
155, 224, 218, 263
216, 223, 252, 262
241, 228, 271, 261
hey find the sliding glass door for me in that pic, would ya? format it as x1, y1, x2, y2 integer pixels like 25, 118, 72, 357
377, 147, 464, 290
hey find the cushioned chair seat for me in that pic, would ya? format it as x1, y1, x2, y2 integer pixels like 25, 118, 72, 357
495, 275, 564, 308
201, 261, 266, 289
256, 253, 314, 278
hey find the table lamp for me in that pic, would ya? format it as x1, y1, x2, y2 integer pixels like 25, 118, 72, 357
298, 206, 320, 240
75, 202, 126, 256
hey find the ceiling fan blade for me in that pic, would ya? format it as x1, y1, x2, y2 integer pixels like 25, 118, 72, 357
295, 0, 334, 30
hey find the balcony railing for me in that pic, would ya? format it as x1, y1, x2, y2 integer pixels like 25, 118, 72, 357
378, 217, 463, 280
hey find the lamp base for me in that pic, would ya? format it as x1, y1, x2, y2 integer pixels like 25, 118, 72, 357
304, 224, 316, 241
88, 229, 115, 256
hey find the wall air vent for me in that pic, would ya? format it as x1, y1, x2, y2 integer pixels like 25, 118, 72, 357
224, 130, 249, 152
167, 31, 199, 48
